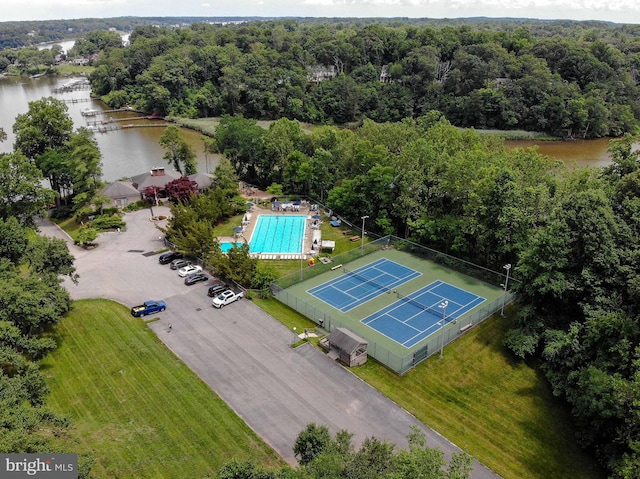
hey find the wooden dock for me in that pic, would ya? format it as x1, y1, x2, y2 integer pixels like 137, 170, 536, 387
86, 115, 160, 125
60, 98, 91, 104
52, 81, 90, 93
86, 122, 167, 133
82, 108, 138, 118
83, 108, 166, 134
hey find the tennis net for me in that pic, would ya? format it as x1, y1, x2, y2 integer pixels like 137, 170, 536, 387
343, 266, 391, 293
396, 291, 446, 319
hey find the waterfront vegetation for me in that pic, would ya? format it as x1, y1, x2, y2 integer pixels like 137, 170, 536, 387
2, 16, 640, 479
83, 19, 640, 139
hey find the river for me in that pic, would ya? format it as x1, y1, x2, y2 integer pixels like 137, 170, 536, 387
0, 75, 219, 182
0, 77, 218, 182
3, 37, 219, 183
0, 65, 620, 183
504, 137, 614, 169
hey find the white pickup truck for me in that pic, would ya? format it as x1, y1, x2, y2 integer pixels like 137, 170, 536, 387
212, 290, 243, 308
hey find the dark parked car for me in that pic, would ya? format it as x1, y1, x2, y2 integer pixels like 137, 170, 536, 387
184, 272, 209, 285
159, 251, 183, 265
170, 258, 191, 270
207, 284, 229, 297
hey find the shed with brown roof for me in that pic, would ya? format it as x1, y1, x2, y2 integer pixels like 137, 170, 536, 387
320, 328, 368, 367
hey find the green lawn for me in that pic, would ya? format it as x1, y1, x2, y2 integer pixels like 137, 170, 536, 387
51, 216, 83, 241
253, 298, 604, 479
55, 64, 95, 76
41, 299, 283, 479
45, 213, 602, 478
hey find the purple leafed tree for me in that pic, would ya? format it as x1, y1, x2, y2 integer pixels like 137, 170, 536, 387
164, 176, 199, 202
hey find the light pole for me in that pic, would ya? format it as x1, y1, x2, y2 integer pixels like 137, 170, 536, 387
438, 300, 448, 359
300, 235, 304, 281
361, 215, 369, 256
500, 264, 511, 317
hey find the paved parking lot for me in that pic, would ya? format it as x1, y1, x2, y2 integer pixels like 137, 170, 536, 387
39, 208, 500, 478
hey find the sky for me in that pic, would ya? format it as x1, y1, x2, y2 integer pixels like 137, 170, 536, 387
1, 0, 640, 24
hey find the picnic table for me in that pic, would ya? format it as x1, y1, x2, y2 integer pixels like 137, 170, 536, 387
349, 235, 361, 242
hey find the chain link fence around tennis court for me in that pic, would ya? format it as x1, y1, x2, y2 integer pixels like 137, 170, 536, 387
271, 235, 517, 375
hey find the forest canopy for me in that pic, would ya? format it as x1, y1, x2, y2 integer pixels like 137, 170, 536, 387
2, 16, 640, 479
72, 18, 640, 138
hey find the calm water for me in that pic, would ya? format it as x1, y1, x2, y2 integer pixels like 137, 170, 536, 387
504, 137, 614, 169
0, 71, 623, 181
0, 75, 218, 182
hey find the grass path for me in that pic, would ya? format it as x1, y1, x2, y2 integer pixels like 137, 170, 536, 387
41, 299, 283, 479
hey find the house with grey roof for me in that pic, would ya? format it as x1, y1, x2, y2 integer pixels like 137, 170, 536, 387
188, 172, 215, 192
130, 167, 181, 192
102, 180, 141, 208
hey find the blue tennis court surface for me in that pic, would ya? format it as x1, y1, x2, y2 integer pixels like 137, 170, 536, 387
362, 281, 485, 348
307, 259, 421, 312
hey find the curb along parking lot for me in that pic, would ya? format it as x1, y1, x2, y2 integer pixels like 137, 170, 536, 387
41, 208, 500, 478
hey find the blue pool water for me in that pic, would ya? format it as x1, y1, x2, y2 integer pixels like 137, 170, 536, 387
220, 242, 239, 253
249, 215, 306, 254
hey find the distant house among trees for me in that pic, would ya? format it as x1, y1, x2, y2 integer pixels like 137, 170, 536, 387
307, 65, 337, 82
379, 65, 392, 83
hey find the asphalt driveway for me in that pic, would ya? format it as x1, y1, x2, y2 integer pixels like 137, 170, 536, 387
38, 208, 500, 478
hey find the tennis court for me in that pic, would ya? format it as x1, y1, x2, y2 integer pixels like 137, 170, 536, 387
307, 258, 421, 312
362, 281, 485, 348
275, 239, 510, 373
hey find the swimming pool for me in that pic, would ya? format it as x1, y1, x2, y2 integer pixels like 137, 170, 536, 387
249, 215, 306, 254
220, 242, 241, 253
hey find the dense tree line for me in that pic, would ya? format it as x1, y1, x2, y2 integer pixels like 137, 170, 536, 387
206, 112, 640, 477
12, 97, 104, 218
217, 424, 472, 479
83, 19, 640, 138
2, 16, 629, 50
0, 17, 205, 49
0, 128, 85, 467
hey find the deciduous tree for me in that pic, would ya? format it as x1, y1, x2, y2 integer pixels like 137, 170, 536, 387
0, 151, 56, 226
159, 125, 197, 175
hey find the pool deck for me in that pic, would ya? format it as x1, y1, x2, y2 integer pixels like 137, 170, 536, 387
218, 202, 320, 260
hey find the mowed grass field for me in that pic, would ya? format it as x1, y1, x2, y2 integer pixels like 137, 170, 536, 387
41, 299, 283, 479
256, 298, 604, 479
354, 313, 604, 479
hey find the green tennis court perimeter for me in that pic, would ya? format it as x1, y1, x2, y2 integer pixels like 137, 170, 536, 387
273, 236, 513, 374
